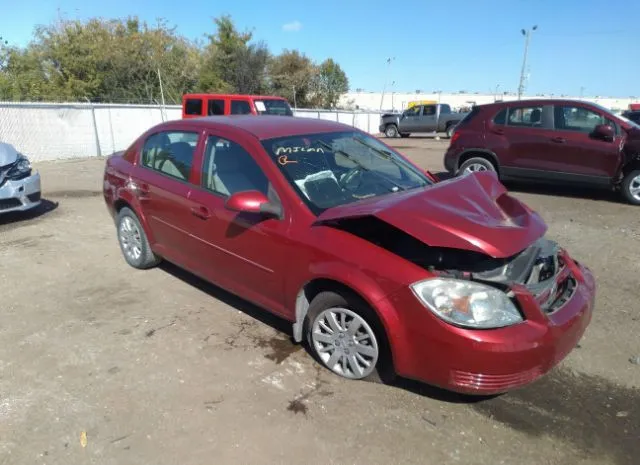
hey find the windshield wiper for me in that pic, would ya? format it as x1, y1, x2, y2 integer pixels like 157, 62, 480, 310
352, 136, 416, 174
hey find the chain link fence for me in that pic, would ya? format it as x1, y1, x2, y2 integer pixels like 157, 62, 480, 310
0, 102, 384, 162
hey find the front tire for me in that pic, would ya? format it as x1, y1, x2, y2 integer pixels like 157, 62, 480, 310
116, 207, 161, 269
385, 124, 399, 138
305, 291, 393, 383
621, 169, 640, 205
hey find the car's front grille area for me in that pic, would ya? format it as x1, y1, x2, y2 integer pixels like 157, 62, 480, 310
450, 366, 543, 392
546, 276, 577, 314
0, 198, 22, 210
27, 192, 41, 202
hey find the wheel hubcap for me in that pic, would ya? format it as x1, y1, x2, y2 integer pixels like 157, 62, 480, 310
463, 163, 490, 175
386, 127, 397, 137
119, 216, 142, 261
629, 174, 640, 201
311, 308, 379, 379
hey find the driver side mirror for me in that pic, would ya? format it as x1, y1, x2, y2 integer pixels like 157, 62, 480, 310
224, 190, 282, 218
593, 124, 615, 142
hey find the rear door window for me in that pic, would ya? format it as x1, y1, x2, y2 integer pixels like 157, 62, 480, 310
230, 100, 252, 115
141, 131, 199, 181
184, 99, 203, 116
207, 99, 225, 115
507, 105, 544, 128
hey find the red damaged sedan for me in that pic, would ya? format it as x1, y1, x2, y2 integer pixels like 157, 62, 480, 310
103, 115, 595, 395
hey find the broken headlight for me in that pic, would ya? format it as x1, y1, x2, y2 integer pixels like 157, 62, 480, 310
410, 278, 523, 329
7, 154, 32, 177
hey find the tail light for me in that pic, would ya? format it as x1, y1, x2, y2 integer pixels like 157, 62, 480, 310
450, 132, 461, 145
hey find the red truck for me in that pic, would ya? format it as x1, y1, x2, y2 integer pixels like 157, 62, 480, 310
182, 93, 293, 118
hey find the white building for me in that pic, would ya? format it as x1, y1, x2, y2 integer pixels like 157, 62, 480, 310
339, 91, 639, 114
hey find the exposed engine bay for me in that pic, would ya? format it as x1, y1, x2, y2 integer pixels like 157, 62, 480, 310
325, 215, 576, 313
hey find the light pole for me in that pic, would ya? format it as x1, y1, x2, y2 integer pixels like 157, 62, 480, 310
380, 57, 395, 110
390, 81, 396, 111
517, 25, 537, 100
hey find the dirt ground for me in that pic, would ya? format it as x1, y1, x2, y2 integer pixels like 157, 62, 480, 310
1, 138, 638, 465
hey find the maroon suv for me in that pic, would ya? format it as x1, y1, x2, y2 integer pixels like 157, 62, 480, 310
444, 99, 640, 205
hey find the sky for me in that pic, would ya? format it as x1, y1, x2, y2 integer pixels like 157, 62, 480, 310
2, 0, 638, 97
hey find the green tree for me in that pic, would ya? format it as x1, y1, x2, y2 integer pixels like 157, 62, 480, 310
0, 15, 352, 106
268, 49, 318, 107
1, 17, 201, 103
199, 15, 269, 94
314, 58, 349, 109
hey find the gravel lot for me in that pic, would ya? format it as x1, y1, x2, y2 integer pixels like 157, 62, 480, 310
1, 138, 638, 465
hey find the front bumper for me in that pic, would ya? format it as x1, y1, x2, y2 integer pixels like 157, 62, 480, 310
0, 172, 42, 214
384, 256, 595, 395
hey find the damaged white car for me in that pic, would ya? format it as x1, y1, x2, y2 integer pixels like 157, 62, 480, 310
0, 142, 41, 214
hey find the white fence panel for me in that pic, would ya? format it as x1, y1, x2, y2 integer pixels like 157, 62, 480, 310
93, 105, 167, 155
0, 103, 97, 161
0, 102, 384, 162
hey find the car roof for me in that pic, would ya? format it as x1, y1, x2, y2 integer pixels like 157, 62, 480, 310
161, 115, 357, 140
182, 93, 287, 100
477, 98, 612, 110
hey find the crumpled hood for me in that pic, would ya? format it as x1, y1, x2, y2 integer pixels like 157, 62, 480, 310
316, 171, 547, 259
0, 142, 19, 167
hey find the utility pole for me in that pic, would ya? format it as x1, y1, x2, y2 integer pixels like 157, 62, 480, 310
292, 85, 297, 110
157, 68, 166, 121
517, 25, 537, 100
380, 57, 395, 111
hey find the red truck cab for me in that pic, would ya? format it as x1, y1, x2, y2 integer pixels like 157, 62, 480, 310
182, 93, 294, 118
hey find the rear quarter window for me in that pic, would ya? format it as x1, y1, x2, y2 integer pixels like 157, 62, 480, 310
493, 108, 507, 125
455, 106, 481, 128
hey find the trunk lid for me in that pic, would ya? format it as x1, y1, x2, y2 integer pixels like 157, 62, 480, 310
316, 171, 547, 259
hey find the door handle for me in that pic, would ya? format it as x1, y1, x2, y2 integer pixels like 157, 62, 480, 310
492, 128, 505, 135
191, 206, 211, 220
551, 137, 566, 143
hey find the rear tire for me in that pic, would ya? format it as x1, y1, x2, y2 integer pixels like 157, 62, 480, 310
458, 157, 497, 176
621, 169, 640, 205
116, 207, 161, 269
304, 291, 394, 384
445, 124, 456, 139
385, 124, 399, 138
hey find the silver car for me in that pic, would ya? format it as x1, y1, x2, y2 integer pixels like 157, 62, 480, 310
0, 142, 41, 214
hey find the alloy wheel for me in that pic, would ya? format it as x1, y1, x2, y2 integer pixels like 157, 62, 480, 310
311, 307, 379, 379
629, 174, 640, 202
463, 163, 490, 174
119, 216, 143, 262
